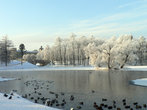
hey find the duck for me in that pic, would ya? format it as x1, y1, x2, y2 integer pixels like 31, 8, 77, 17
4, 93, 8, 97
108, 106, 113, 109
125, 105, 130, 109
77, 106, 82, 109
143, 104, 147, 108
116, 108, 121, 110
70, 95, 74, 101
8, 96, 12, 99
92, 90, 95, 93
79, 102, 84, 105
102, 98, 107, 101
70, 108, 74, 110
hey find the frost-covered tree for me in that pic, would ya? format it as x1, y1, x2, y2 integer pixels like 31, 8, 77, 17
36, 50, 44, 60
62, 39, 68, 65
100, 37, 116, 69
49, 46, 56, 64
84, 38, 104, 67
43, 45, 50, 61
10, 48, 17, 60
55, 37, 63, 64
86, 35, 139, 69
76, 36, 89, 65
0, 36, 13, 66
23, 54, 36, 64
84, 43, 100, 67
31, 34, 146, 68
36, 45, 51, 65
136, 36, 147, 65
114, 35, 138, 68
69, 33, 77, 65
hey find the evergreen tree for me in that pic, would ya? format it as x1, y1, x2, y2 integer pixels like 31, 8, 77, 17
19, 43, 25, 65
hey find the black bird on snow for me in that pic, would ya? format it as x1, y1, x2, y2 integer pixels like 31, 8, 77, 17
4, 94, 8, 97
8, 96, 12, 99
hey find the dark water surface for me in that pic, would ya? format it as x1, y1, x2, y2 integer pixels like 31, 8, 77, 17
0, 70, 147, 110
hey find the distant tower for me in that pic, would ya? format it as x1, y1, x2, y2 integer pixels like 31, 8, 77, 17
39, 46, 43, 51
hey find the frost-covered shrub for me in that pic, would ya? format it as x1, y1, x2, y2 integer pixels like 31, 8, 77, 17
23, 54, 36, 64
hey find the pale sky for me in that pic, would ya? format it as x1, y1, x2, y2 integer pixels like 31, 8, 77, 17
0, 0, 147, 50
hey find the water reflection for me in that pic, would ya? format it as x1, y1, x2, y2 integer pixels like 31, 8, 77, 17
0, 70, 147, 110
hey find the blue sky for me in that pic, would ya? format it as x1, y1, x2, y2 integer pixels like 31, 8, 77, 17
0, 0, 147, 50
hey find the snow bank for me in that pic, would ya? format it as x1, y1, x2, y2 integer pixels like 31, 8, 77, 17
0, 60, 94, 71
0, 60, 21, 66
0, 92, 59, 110
123, 66, 147, 71
1, 66, 94, 71
0, 77, 16, 82
39, 65, 94, 71
9, 60, 21, 65
0, 61, 38, 70
131, 78, 147, 87
1, 60, 146, 71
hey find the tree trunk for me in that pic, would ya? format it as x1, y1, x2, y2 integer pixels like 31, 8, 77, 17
107, 54, 111, 69
120, 55, 129, 69
21, 50, 24, 65
5, 50, 7, 66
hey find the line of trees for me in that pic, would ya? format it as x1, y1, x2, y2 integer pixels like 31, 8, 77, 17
24, 34, 100, 65
23, 34, 147, 69
0, 34, 147, 69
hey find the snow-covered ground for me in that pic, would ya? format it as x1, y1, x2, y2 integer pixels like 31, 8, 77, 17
0, 92, 59, 110
0, 77, 16, 82
0, 60, 21, 66
0, 61, 60, 110
123, 66, 147, 71
131, 78, 147, 87
0, 60, 147, 71
94, 66, 147, 71
0, 60, 38, 70
0, 60, 94, 71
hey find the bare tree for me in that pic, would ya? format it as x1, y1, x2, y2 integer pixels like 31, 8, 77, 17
0, 36, 13, 66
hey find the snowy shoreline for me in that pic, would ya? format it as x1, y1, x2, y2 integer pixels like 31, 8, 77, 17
0, 77, 16, 82
0, 65, 147, 72
123, 66, 147, 71
0, 74, 60, 110
131, 78, 147, 87
0, 60, 147, 72
0, 66, 95, 71
0, 92, 59, 110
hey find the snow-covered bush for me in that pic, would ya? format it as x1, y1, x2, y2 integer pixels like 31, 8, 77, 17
23, 54, 36, 64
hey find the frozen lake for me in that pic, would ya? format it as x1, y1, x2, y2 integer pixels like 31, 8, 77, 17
0, 70, 147, 110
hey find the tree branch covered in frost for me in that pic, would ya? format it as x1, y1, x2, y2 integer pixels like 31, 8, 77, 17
113, 35, 138, 68
33, 34, 104, 66
85, 35, 147, 69
136, 36, 147, 65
